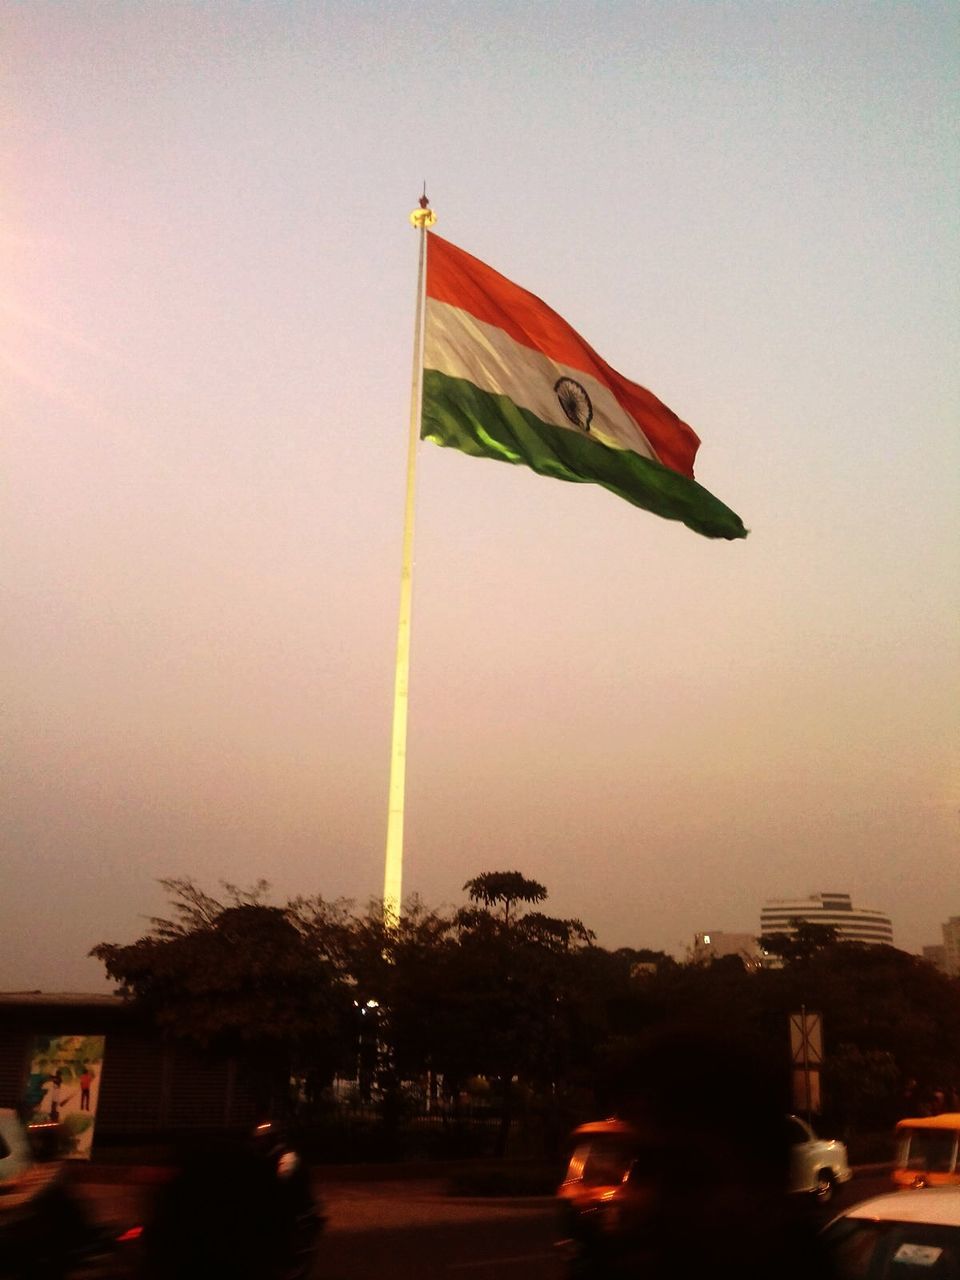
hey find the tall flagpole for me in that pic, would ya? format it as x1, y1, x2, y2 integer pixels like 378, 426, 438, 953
383, 190, 436, 926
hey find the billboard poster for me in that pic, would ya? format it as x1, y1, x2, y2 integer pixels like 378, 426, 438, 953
22, 1035, 106, 1159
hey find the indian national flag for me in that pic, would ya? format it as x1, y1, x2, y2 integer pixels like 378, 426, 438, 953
421, 233, 747, 540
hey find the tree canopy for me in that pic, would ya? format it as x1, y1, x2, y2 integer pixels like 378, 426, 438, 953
758, 918, 842, 965
91, 882, 351, 1061
91, 875, 960, 1140
462, 871, 547, 924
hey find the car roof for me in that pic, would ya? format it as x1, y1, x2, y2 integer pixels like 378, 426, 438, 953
839, 1188, 960, 1228
896, 1113, 960, 1131
572, 1113, 825, 1140
570, 1118, 637, 1138
786, 1113, 815, 1130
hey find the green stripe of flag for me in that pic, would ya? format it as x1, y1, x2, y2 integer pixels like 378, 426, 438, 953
421, 369, 748, 541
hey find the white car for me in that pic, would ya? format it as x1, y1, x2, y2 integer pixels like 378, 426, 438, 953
786, 1113, 853, 1203
821, 1186, 960, 1278
0, 1108, 35, 1184
0, 1107, 128, 1276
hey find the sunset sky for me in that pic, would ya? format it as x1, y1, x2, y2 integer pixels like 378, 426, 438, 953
3, 1, 957, 991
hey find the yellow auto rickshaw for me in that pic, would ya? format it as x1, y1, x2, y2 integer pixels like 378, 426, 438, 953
893, 1113, 960, 1189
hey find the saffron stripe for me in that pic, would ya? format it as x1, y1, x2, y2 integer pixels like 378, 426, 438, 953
426, 232, 700, 478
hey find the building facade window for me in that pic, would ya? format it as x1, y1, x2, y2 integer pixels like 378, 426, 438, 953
759, 892, 893, 947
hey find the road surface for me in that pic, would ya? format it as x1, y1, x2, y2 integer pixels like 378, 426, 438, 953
73, 1165, 892, 1279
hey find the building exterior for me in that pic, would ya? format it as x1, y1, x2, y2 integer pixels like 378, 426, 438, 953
923, 944, 948, 973
0, 992, 261, 1142
759, 892, 894, 947
940, 917, 960, 977
691, 931, 761, 970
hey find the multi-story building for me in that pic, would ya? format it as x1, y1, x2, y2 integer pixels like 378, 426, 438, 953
691, 930, 761, 970
759, 892, 893, 946
923, 944, 948, 973
940, 917, 960, 977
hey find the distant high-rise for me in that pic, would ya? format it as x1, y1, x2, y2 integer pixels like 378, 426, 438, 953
760, 892, 893, 946
941, 917, 960, 976
923, 944, 948, 973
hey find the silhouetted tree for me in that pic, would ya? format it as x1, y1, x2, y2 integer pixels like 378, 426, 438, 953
462, 871, 546, 925
92, 880, 353, 1111
91, 878, 960, 1152
451, 871, 593, 1153
758, 919, 841, 965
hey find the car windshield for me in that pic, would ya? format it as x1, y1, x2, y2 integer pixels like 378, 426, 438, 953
901, 1130, 959, 1174
787, 1116, 814, 1145
824, 1219, 960, 1279
566, 1137, 635, 1186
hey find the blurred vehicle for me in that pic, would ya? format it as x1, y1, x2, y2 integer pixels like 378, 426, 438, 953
556, 1112, 851, 1275
0, 1109, 35, 1184
0, 1106, 136, 1278
786, 1113, 852, 1204
821, 1185, 960, 1278
139, 1120, 324, 1280
894, 1115, 960, 1190
555, 1118, 636, 1272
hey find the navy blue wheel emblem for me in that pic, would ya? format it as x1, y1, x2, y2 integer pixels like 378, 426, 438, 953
554, 377, 593, 433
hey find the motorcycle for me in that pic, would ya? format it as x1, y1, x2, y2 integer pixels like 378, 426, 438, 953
137, 1121, 324, 1280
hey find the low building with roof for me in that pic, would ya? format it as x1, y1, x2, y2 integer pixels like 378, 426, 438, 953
690, 930, 762, 970
0, 991, 261, 1143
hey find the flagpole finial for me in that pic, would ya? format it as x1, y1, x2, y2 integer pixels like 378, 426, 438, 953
409, 185, 437, 229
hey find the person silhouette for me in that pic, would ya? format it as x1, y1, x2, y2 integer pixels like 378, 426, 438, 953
79, 1067, 94, 1111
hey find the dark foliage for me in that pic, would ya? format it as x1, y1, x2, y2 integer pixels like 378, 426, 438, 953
92, 875, 960, 1149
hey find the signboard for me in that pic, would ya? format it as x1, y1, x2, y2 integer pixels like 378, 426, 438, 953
792, 1066, 822, 1114
789, 1010, 823, 1117
790, 1010, 823, 1065
22, 1035, 106, 1160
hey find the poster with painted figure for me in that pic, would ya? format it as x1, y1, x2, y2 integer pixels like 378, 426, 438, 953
23, 1034, 106, 1159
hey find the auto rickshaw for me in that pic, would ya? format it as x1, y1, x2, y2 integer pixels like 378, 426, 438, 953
893, 1113, 960, 1189
555, 1118, 642, 1277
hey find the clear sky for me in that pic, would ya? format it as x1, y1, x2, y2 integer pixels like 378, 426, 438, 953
3, 1, 957, 991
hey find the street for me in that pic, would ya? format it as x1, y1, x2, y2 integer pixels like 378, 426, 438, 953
315, 1192, 561, 1280
74, 1173, 563, 1279
72, 1166, 892, 1279
311, 1170, 893, 1279
281, 1176, 563, 1279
